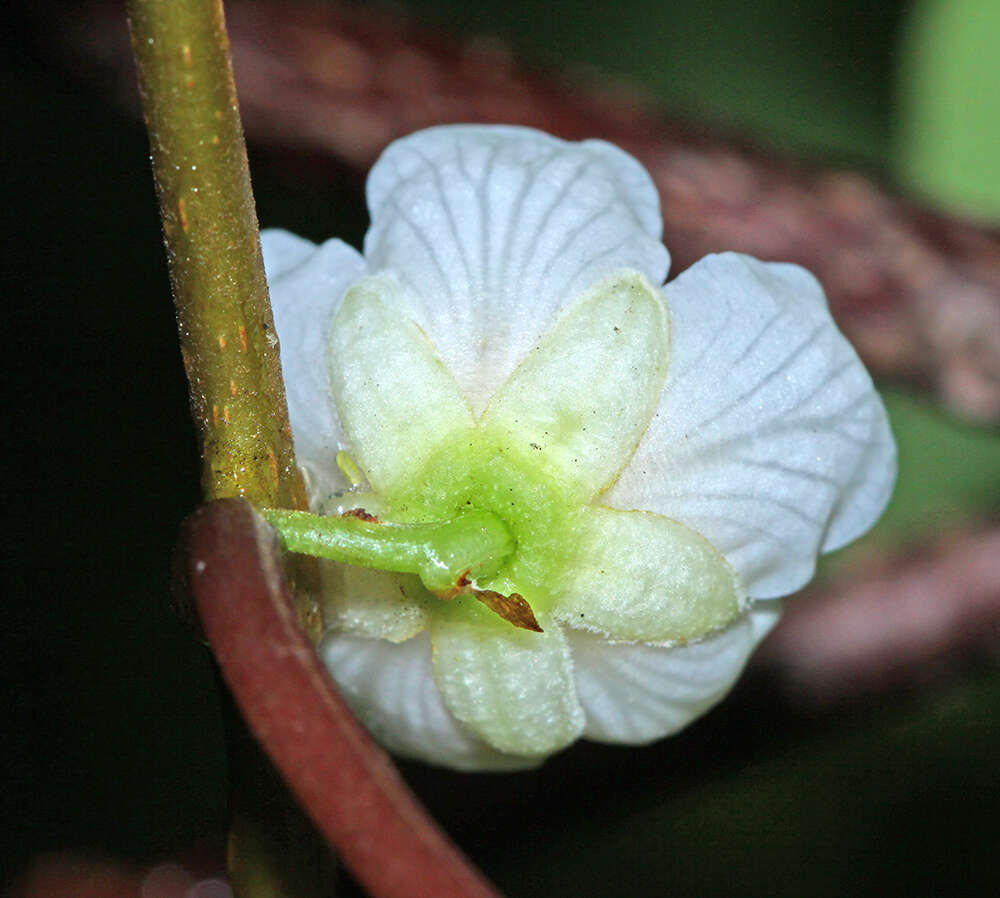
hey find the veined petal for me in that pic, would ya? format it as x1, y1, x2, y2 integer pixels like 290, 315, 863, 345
606, 253, 896, 598
263, 231, 368, 506
570, 603, 781, 744
481, 272, 669, 503
554, 505, 745, 643
431, 608, 584, 757
364, 126, 670, 414
319, 632, 536, 771
320, 563, 430, 644
328, 275, 475, 495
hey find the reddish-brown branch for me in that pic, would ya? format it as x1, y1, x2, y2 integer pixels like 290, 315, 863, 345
55, 0, 1000, 422
758, 522, 1000, 703
179, 498, 502, 898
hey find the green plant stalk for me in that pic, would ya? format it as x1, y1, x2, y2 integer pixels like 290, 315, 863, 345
127, 0, 304, 512
262, 508, 515, 593
127, 2, 331, 895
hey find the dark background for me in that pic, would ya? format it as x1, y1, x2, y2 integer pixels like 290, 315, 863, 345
5, 2, 999, 895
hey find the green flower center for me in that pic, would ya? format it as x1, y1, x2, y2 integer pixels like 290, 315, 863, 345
386, 427, 583, 615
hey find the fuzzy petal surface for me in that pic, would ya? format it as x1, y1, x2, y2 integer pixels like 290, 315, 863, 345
364, 126, 670, 414
606, 253, 896, 597
554, 505, 745, 643
320, 632, 536, 770
262, 230, 368, 505
482, 271, 669, 502
320, 563, 430, 643
431, 609, 584, 758
571, 603, 781, 744
327, 275, 475, 495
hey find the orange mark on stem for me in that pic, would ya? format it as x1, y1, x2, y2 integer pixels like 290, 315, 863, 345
178, 197, 188, 232
267, 448, 279, 486
212, 404, 220, 426
239, 326, 248, 352
218, 335, 227, 351
182, 44, 193, 67
230, 379, 239, 397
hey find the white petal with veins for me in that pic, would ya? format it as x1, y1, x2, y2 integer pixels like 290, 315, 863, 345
606, 253, 896, 598
365, 126, 670, 414
571, 603, 781, 744
263, 232, 367, 505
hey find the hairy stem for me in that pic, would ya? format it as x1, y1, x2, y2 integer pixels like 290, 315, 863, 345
127, 0, 305, 511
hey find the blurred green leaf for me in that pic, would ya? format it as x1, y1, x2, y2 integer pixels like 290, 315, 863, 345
896, 0, 1000, 218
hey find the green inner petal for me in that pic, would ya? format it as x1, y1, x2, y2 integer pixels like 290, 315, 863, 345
480, 271, 669, 504
328, 275, 474, 494
430, 607, 584, 756
554, 505, 746, 644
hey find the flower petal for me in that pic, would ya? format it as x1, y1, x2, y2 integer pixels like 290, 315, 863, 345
431, 607, 584, 757
364, 126, 670, 414
553, 505, 745, 643
319, 631, 536, 770
263, 230, 368, 506
320, 563, 430, 643
570, 603, 781, 744
606, 253, 896, 598
481, 271, 669, 503
327, 274, 475, 495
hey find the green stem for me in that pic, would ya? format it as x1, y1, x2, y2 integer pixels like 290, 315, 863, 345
127, 0, 304, 513
262, 509, 515, 594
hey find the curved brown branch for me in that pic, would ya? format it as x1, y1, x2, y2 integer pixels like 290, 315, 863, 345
757, 522, 1000, 703
179, 498, 503, 898
55, 0, 1000, 422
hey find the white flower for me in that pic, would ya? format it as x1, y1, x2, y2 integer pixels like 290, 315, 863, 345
262, 125, 896, 771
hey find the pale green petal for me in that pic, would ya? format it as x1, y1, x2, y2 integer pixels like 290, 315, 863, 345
320, 563, 430, 644
430, 608, 584, 757
480, 271, 668, 503
320, 632, 538, 771
553, 505, 746, 644
328, 275, 474, 495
